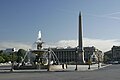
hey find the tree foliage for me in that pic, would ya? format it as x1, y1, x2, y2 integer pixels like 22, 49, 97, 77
9, 52, 17, 62
0, 50, 17, 63
0, 56, 5, 63
17, 49, 26, 57
16, 49, 26, 63
0, 49, 27, 63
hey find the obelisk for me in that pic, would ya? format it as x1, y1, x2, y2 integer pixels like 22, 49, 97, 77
78, 12, 85, 64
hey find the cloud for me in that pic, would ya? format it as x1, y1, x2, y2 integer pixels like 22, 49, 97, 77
103, 11, 120, 16
87, 12, 120, 20
0, 41, 32, 50
44, 38, 120, 52
0, 38, 120, 52
83, 38, 120, 52
45, 40, 77, 48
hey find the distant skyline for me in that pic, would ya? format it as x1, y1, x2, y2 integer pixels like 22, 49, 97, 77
1, 0, 120, 52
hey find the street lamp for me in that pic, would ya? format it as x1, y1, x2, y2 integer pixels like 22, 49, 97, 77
75, 47, 78, 71
47, 48, 51, 71
88, 53, 91, 69
98, 54, 100, 69
11, 52, 14, 72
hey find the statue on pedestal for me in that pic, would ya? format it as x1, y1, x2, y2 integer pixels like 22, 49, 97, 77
35, 31, 44, 50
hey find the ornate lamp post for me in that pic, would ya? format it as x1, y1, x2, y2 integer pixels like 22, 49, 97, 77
88, 53, 91, 69
11, 52, 14, 72
47, 48, 51, 71
75, 47, 78, 71
98, 54, 100, 69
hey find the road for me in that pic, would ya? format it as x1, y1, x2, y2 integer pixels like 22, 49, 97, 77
0, 64, 120, 80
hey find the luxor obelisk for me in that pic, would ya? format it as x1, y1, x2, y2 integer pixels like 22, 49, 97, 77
78, 12, 85, 64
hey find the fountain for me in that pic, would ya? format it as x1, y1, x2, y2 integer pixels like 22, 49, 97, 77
14, 31, 62, 71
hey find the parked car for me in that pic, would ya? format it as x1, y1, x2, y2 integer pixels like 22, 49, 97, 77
112, 61, 119, 64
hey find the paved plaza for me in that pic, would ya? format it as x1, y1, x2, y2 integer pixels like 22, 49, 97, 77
0, 64, 119, 80
0, 63, 109, 72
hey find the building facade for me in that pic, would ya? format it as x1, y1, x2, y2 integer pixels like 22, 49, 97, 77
52, 46, 103, 64
84, 46, 103, 63
104, 46, 120, 63
112, 46, 120, 61
52, 48, 76, 64
104, 50, 112, 63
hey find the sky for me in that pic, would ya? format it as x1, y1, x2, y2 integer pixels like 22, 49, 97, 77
1, 0, 120, 52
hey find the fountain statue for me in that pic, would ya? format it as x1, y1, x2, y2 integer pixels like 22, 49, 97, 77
35, 31, 44, 50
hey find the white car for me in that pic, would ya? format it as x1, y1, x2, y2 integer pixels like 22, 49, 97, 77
112, 61, 119, 64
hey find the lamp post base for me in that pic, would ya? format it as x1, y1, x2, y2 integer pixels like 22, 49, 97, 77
88, 65, 90, 69
75, 68, 78, 71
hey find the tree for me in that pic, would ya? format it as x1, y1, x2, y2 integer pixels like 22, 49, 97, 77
0, 51, 10, 63
0, 50, 3, 54
0, 56, 5, 63
104, 55, 111, 63
17, 49, 26, 57
0, 50, 18, 63
2, 54, 10, 62
17, 49, 26, 63
9, 52, 17, 62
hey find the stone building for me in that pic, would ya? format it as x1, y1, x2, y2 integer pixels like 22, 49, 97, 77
84, 46, 103, 63
104, 46, 120, 63
112, 46, 120, 61
52, 46, 103, 64
52, 47, 76, 64
104, 50, 112, 63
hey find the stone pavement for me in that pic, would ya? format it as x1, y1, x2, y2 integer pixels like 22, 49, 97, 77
0, 64, 118, 80
0, 63, 111, 73
12, 63, 111, 72
63, 64, 111, 71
